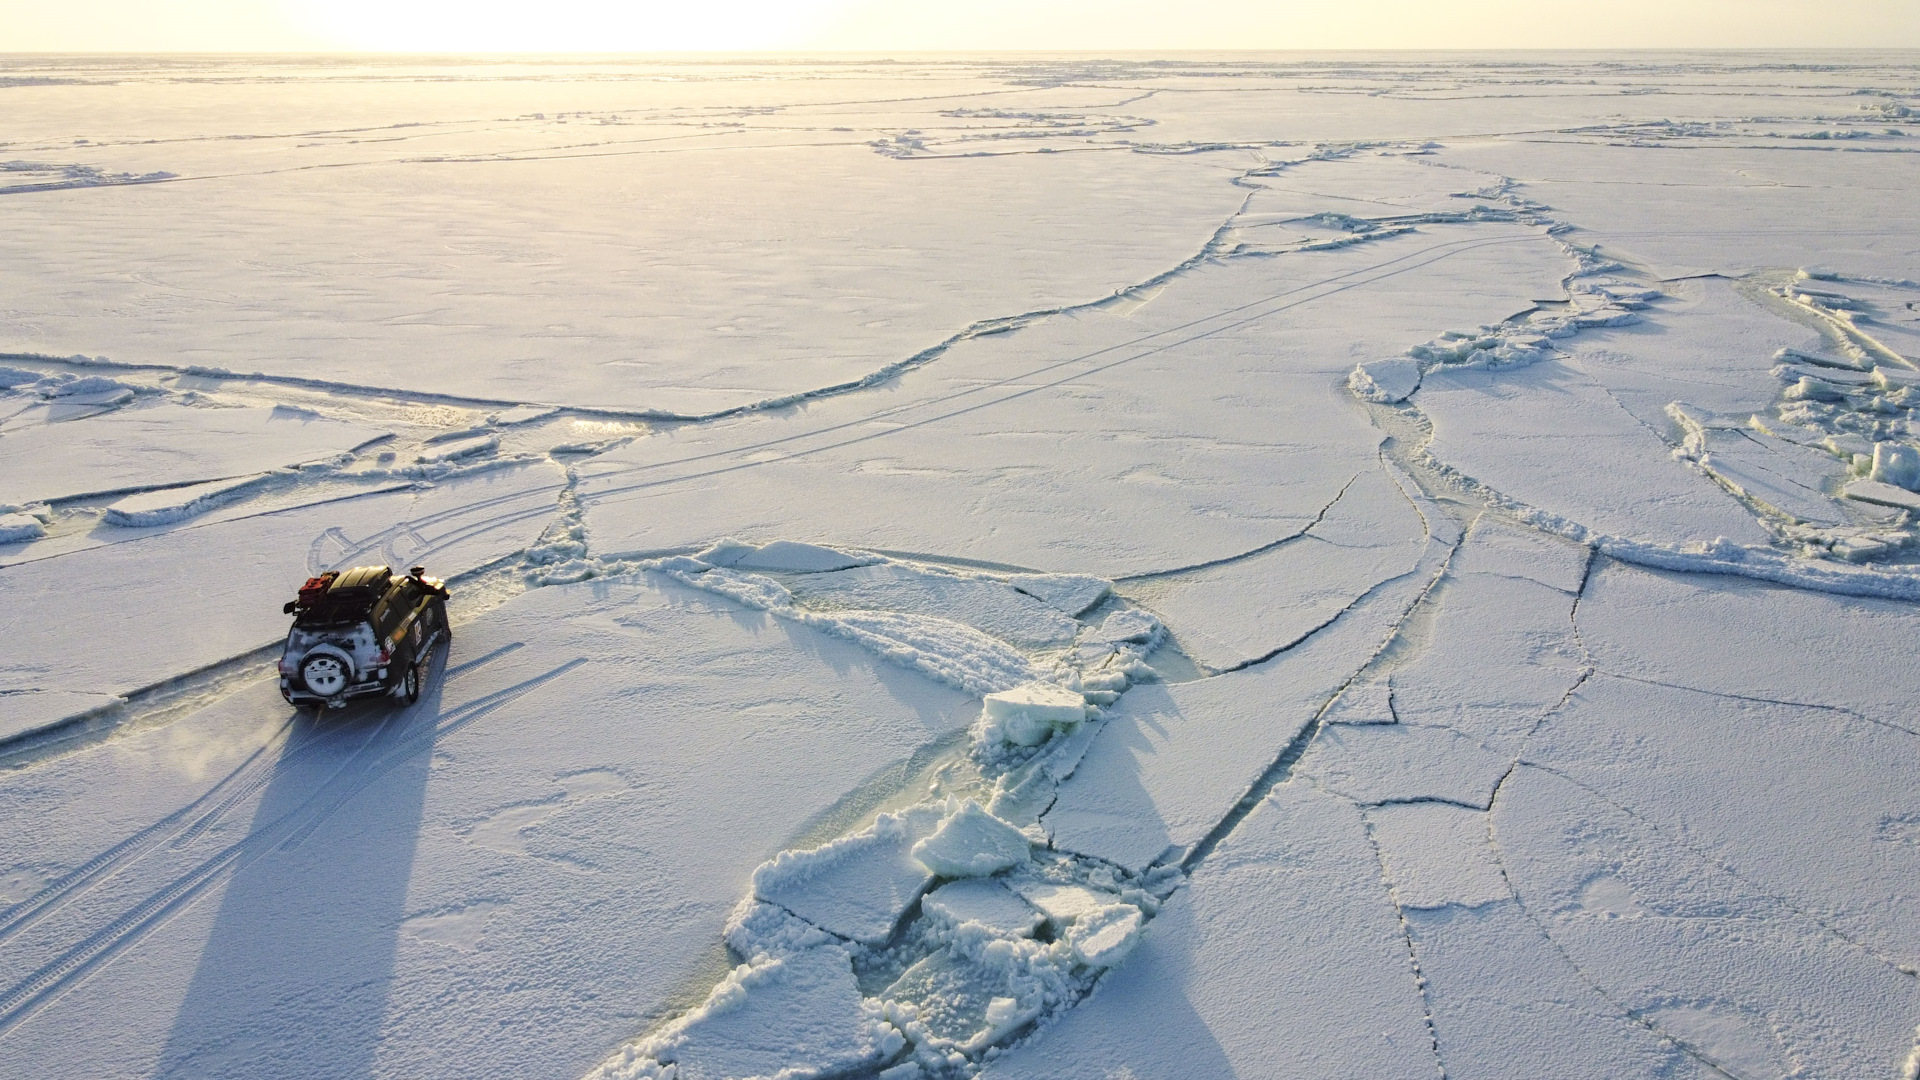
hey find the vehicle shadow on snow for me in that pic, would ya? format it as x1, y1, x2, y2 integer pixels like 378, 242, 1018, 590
151, 647, 452, 1080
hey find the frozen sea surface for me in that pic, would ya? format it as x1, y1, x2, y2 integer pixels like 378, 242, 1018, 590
2, 52, 1919, 1080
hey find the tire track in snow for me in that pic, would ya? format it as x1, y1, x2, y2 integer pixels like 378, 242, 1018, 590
584, 230, 1547, 514
0, 721, 301, 951
0, 650, 575, 1040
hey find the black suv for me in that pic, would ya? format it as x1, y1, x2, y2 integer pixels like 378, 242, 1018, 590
279, 565, 449, 711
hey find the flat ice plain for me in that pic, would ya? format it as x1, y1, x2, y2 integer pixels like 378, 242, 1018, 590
1, 51, 1918, 1080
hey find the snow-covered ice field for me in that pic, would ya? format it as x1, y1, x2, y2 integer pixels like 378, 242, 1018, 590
2, 51, 1919, 1079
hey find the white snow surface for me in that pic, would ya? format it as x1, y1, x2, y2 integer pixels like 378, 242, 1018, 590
0, 404, 389, 505
4, 52, 1920, 1080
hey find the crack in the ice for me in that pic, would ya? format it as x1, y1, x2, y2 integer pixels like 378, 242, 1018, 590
1355, 800, 1452, 1080
1586, 667, 1919, 739
1112, 472, 1358, 582
1175, 538, 1459, 874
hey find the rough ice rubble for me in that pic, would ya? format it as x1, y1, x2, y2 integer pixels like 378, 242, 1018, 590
1322, 171, 1917, 590
589, 545, 1177, 1079
642, 540, 1159, 704
1652, 274, 1920, 563
604, 797, 1165, 1080
1380, 269, 1920, 601
1344, 247, 1640, 405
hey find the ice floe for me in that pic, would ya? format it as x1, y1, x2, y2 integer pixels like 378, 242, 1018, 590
101, 473, 273, 527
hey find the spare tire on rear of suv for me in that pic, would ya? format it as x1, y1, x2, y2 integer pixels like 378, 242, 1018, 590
301, 653, 348, 697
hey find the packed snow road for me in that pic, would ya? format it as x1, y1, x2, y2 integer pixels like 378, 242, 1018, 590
3, 51, 1920, 1080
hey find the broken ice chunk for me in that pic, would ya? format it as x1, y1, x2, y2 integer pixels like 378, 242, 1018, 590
1086, 608, 1161, 646
1774, 362, 1874, 387
1348, 357, 1423, 403
102, 473, 270, 527
921, 879, 1043, 937
1006, 572, 1111, 617
652, 554, 710, 573
1011, 882, 1119, 929
1872, 366, 1920, 390
1783, 375, 1848, 403
414, 433, 498, 463
0, 512, 46, 544
732, 539, 876, 573
1843, 479, 1920, 512
982, 683, 1087, 747
724, 900, 836, 960
911, 801, 1032, 878
39, 374, 135, 404
1065, 903, 1143, 968
606, 945, 898, 1080
1820, 433, 1875, 461
789, 563, 1079, 649
1774, 345, 1867, 371
487, 404, 559, 426
751, 806, 942, 944
1869, 441, 1920, 491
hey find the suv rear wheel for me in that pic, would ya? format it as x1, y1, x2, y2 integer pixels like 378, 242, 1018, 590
401, 663, 420, 704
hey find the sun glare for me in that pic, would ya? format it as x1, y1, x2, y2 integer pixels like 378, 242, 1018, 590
283, 0, 840, 52
2, 0, 1917, 52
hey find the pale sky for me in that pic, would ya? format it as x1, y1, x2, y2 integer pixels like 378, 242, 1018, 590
3, 0, 1919, 52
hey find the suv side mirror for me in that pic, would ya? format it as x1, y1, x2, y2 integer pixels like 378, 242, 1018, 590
284, 600, 298, 614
